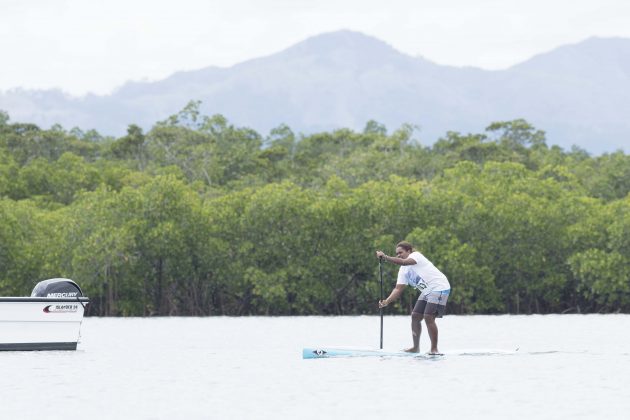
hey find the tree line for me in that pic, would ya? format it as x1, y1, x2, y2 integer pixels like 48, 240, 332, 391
1, 102, 629, 316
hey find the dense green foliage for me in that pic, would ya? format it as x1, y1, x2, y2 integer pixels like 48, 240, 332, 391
1, 104, 629, 316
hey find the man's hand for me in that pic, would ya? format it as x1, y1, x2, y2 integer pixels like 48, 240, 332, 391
376, 250, 386, 259
378, 300, 388, 308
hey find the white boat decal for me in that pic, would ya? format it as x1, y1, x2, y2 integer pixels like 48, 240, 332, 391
43, 304, 79, 313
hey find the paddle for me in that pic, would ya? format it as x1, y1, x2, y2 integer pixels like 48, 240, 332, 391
379, 256, 384, 349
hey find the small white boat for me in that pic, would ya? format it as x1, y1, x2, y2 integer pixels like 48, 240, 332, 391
0, 278, 89, 351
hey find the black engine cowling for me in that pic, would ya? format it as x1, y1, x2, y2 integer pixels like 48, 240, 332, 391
31, 278, 83, 298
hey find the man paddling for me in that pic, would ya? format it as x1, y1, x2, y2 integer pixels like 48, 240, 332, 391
376, 241, 451, 354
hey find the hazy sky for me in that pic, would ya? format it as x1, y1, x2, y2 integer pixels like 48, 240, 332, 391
3, 0, 630, 96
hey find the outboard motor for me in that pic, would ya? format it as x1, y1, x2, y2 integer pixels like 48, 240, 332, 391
31, 278, 83, 298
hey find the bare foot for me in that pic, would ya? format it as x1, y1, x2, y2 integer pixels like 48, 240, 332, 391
403, 347, 419, 353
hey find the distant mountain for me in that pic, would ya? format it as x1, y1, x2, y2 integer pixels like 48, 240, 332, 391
1, 30, 629, 154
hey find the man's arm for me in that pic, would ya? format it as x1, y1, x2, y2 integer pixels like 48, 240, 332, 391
375, 250, 416, 266
379, 284, 406, 308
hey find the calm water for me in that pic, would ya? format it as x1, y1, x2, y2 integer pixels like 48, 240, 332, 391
1, 315, 629, 419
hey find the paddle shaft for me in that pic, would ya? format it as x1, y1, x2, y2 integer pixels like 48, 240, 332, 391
379, 257, 384, 349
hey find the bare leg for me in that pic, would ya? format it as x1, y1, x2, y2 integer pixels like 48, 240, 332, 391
405, 312, 423, 352
424, 314, 439, 353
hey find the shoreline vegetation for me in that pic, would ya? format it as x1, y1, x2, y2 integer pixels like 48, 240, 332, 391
1, 102, 628, 316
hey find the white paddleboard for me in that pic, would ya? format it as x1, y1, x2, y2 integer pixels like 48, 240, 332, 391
303, 347, 519, 359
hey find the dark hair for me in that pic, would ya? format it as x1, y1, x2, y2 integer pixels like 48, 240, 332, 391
396, 241, 413, 252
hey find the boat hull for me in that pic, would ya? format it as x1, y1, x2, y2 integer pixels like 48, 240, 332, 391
0, 298, 89, 351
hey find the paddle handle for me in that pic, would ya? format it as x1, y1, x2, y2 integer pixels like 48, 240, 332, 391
379, 257, 384, 349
